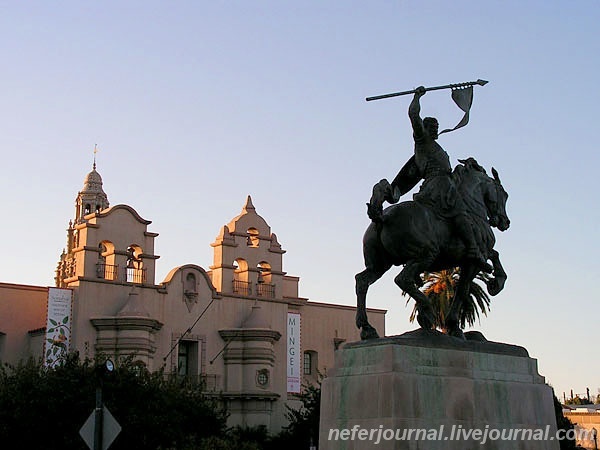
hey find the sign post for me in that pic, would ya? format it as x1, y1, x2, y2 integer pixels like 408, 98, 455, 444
79, 360, 120, 450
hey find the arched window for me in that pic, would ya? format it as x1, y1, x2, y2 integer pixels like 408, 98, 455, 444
127, 245, 143, 268
97, 243, 107, 262
233, 258, 248, 280
246, 228, 259, 247
84, 204, 91, 215
126, 245, 145, 283
96, 241, 116, 280
256, 261, 274, 297
257, 262, 272, 284
232, 258, 250, 295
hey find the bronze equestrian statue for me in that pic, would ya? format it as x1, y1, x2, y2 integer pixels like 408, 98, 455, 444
356, 85, 510, 340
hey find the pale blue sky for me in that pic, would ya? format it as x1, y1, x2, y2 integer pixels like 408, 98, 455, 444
1, 1, 598, 400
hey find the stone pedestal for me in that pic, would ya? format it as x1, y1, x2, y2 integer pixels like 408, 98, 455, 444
319, 330, 559, 450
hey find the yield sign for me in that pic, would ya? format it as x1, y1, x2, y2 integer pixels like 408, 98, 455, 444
79, 406, 122, 450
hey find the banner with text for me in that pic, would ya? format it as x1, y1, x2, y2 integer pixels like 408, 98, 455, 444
287, 312, 301, 393
44, 287, 73, 367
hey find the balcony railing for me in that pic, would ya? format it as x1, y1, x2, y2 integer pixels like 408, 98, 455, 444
256, 283, 275, 298
96, 262, 118, 281
232, 280, 251, 295
125, 267, 147, 284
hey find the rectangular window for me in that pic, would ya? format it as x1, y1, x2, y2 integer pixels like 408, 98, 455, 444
303, 352, 311, 375
177, 341, 199, 378
177, 342, 189, 376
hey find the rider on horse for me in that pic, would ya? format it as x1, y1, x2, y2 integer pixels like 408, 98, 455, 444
368, 86, 490, 272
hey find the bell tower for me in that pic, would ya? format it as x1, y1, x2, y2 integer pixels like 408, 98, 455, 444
55, 156, 110, 287
209, 196, 288, 299
74, 159, 109, 225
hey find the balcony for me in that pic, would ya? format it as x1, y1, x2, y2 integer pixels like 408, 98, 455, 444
125, 267, 147, 284
96, 262, 118, 281
256, 283, 275, 298
232, 280, 251, 296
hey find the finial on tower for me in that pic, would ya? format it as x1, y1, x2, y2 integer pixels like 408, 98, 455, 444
243, 195, 256, 212
93, 144, 98, 170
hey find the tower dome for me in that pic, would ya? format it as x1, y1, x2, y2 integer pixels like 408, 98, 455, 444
82, 167, 104, 193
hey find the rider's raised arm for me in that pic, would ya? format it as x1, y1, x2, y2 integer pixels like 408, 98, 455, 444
408, 86, 426, 139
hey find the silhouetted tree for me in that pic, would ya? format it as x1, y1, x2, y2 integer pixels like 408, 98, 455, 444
407, 268, 491, 332
0, 353, 227, 449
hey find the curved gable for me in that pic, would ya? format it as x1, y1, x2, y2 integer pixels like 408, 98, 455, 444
95, 204, 152, 225
161, 264, 218, 297
226, 195, 271, 236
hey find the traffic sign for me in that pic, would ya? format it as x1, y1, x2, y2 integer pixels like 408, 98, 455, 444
79, 406, 121, 450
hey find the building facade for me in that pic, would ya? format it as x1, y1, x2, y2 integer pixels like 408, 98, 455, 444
0, 164, 386, 432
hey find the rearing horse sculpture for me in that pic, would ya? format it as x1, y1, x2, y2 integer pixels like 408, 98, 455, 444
355, 160, 510, 340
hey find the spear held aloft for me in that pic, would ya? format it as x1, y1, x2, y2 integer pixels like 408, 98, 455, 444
366, 79, 488, 102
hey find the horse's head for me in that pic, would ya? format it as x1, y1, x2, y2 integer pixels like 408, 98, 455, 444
486, 168, 510, 231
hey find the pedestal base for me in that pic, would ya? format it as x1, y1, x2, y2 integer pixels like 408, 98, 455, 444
319, 330, 559, 450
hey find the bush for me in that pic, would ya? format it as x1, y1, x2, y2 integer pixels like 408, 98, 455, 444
0, 353, 227, 450
269, 376, 322, 450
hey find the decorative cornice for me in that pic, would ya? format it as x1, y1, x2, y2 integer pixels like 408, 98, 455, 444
139, 253, 160, 261
0, 282, 48, 292
75, 222, 99, 230
90, 316, 163, 332
222, 347, 276, 365
77, 276, 159, 288
95, 337, 157, 355
219, 329, 281, 342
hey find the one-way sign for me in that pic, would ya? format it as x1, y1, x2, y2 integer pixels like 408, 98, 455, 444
79, 406, 121, 450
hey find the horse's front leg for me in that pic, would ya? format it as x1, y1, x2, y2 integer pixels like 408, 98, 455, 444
486, 249, 507, 296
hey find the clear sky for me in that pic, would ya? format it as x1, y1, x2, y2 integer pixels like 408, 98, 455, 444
1, 1, 598, 401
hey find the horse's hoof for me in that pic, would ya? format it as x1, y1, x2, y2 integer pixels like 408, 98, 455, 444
361, 327, 380, 340
487, 278, 504, 296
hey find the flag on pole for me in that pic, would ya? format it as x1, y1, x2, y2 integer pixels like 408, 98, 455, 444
439, 86, 474, 135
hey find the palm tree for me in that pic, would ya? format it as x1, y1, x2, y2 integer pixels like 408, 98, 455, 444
407, 268, 491, 333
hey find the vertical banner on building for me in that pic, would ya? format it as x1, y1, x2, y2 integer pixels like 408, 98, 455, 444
44, 288, 73, 367
287, 312, 301, 393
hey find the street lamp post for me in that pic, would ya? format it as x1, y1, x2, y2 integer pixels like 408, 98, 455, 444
592, 427, 597, 450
